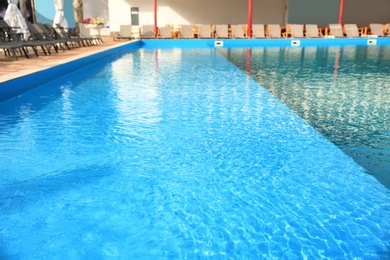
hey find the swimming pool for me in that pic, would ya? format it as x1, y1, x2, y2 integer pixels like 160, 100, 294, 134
0, 45, 389, 258
219, 45, 390, 189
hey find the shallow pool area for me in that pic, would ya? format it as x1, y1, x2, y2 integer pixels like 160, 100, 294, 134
0, 43, 390, 258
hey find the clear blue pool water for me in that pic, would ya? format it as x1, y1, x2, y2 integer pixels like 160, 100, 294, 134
220, 46, 390, 189
0, 48, 389, 258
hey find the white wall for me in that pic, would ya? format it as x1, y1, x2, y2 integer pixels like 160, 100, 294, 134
343, 0, 390, 25
105, 0, 286, 32
108, 0, 131, 31
289, 0, 390, 26
88, 0, 390, 33
288, 0, 338, 26
145, 0, 286, 25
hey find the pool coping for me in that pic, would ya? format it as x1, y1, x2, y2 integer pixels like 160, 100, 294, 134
0, 40, 135, 84
1, 37, 390, 103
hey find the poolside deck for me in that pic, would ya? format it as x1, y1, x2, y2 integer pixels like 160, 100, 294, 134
0, 36, 132, 83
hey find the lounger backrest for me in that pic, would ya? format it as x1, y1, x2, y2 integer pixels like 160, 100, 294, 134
0, 20, 8, 29
0, 20, 13, 38
141, 25, 155, 38
37, 23, 52, 36
305, 24, 320, 37
267, 24, 281, 38
32, 23, 45, 36
198, 24, 212, 38
344, 24, 359, 37
290, 24, 304, 38
329, 24, 344, 37
180, 25, 193, 38
252, 24, 265, 38
26, 21, 45, 41
119, 25, 133, 38
159, 26, 172, 39
215, 24, 229, 38
231, 25, 245, 38
369, 24, 384, 36
34, 23, 58, 41
43, 24, 58, 38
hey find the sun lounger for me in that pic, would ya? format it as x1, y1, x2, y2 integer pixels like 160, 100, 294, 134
215, 24, 229, 38
344, 24, 361, 37
231, 25, 245, 38
0, 34, 29, 60
252, 24, 265, 38
305, 24, 321, 37
26, 21, 63, 54
158, 26, 173, 39
141, 25, 155, 39
198, 24, 213, 38
114, 25, 133, 41
53, 23, 94, 47
179, 25, 194, 39
267, 24, 281, 38
33, 23, 72, 51
289, 24, 304, 38
329, 24, 345, 37
0, 20, 41, 57
369, 24, 384, 37
15, 21, 58, 56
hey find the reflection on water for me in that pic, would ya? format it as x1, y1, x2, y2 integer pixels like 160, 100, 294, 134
220, 46, 390, 189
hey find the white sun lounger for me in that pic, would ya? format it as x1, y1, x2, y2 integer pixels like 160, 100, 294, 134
267, 24, 281, 38
252, 24, 265, 38
305, 24, 321, 38
231, 25, 245, 38
179, 25, 194, 39
215, 24, 229, 38
198, 24, 213, 38
159, 26, 173, 39
113, 25, 133, 40
141, 25, 155, 39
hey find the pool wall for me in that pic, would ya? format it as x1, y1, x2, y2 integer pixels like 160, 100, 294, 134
140, 37, 390, 48
1, 37, 390, 103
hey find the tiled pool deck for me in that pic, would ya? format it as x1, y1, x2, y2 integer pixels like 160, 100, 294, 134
0, 36, 131, 83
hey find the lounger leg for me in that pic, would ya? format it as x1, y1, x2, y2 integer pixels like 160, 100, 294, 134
20, 47, 29, 58
31, 46, 39, 57
41, 46, 48, 55
53, 44, 59, 53
10, 48, 18, 60
4, 49, 10, 57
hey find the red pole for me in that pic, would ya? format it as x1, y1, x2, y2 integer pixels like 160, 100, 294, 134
247, 0, 252, 38
338, 0, 344, 24
153, 0, 157, 38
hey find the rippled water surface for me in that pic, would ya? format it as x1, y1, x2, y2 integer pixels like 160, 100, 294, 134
0, 48, 389, 259
221, 46, 390, 189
